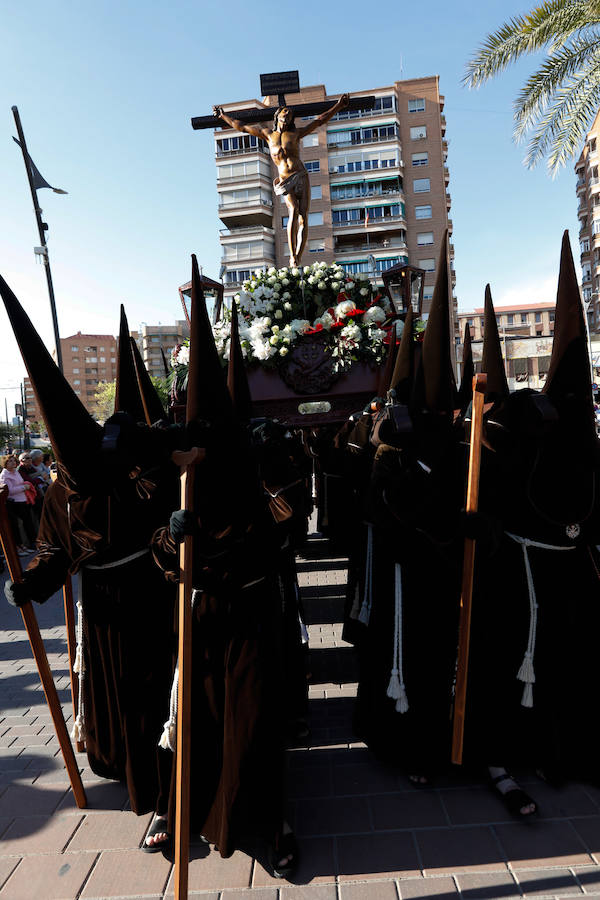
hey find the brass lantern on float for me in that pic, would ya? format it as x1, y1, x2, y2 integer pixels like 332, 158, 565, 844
382, 262, 425, 319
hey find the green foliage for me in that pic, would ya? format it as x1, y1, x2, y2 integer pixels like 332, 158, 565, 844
150, 375, 169, 408
465, 0, 600, 174
92, 380, 116, 423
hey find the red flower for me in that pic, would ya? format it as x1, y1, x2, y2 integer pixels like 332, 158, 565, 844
345, 308, 365, 317
330, 321, 345, 330
336, 292, 347, 302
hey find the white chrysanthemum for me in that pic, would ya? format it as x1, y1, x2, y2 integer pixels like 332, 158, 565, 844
269, 334, 279, 346
275, 309, 283, 319
341, 323, 361, 343
359, 287, 369, 297
175, 345, 190, 365
255, 268, 263, 277
279, 346, 289, 356
314, 312, 334, 330
272, 324, 280, 333
291, 267, 300, 276
370, 328, 387, 342
335, 299, 356, 318
307, 276, 316, 285
252, 340, 271, 361
284, 301, 292, 311
331, 281, 340, 291
303, 266, 311, 274
281, 278, 289, 286
363, 306, 386, 325
282, 291, 291, 300
290, 318, 311, 334
345, 280, 355, 289
318, 281, 326, 290
273, 282, 281, 291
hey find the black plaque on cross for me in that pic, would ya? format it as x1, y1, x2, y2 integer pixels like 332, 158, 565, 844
191, 71, 375, 130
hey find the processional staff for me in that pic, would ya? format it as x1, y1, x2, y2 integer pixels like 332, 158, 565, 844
452, 373, 487, 765
0, 486, 87, 807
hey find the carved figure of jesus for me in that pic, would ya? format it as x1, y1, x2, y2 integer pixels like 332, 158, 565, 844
213, 94, 349, 266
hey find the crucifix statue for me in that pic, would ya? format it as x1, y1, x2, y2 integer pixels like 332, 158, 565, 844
213, 94, 349, 266
192, 72, 375, 267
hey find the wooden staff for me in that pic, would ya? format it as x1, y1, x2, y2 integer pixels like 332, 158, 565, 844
451, 373, 487, 766
172, 448, 203, 900
62, 577, 85, 753
0, 487, 87, 808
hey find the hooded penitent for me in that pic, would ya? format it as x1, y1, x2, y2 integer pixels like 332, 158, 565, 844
456, 322, 474, 415
543, 230, 596, 442
377, 324, 398, 398
481, 285, 509, 407
130, 336, 167, 425
114, 305, 146, 424
411, 230, 457, 419
226, 299, 253, 424
389, 305, 415, 405
0, 273, 102, 490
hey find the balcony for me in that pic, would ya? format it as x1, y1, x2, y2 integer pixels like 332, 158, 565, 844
332, 213, 406, 232
334, 239, 408, 255
330, 105, 400, 122
217, 171, 272, 186
220, 224, 274, 239
577, 179, 586, 192
216, 145, 270, 159
330, 188, 403, 205
218, 198, 273, 228
446, 191, 451, 208
444, 165, 450, 184
327, 133, 400, 150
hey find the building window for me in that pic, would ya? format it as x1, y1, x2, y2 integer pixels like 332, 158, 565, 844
467, 318, 474, 327
412, 152, 428, 166
302, 134, 319, 147
408, 98, 426, 113
73, 380, 80, 385
311, 185, 322, 200
591, 138, 597, 153
308, 212, 323, 226
415, 205, 432, 219
582, 238, 590, 252
309, 239, 325, 252
305, 160, 320, 173
410, 125, 427, 140
413, 178, 430, 193
520, 313, 528, 323
423, 289, 434, 302
507, 314, 514, 325
549, 311, 555, 321
417, 232, 434, 245
99, 357, 106, 363
535, 312, 542, 323
72, 368, 80, 374
70, 346, 78, 352
419, 258, 435, 272
72, 357, 79, 362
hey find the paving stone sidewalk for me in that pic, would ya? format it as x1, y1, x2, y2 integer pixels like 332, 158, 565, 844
2, 538, 600, 899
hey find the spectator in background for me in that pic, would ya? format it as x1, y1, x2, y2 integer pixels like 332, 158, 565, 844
0, 455, 37, 555
17, 451, 44, 523
30, 450, 51, 493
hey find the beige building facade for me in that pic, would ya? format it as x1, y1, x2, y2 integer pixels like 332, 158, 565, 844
215, 76, 454, 317
576, 109, 600, 333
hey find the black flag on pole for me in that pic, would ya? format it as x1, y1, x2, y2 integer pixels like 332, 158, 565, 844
12, 138, 68, 194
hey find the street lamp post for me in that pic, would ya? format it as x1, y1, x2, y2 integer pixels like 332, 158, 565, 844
12, 106, 64, 373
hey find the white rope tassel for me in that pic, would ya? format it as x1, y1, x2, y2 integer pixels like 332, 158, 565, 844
387, 563, 409, 713
159, 588, 200, 751
159, 663, 179, 751
358, 524, 373, 625
506, 532, 575, 709
70, 579, 86, 742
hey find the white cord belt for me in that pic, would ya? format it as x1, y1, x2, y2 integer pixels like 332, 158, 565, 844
505, 531, 575, 708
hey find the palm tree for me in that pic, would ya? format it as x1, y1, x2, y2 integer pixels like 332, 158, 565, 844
465, 1, 600, 175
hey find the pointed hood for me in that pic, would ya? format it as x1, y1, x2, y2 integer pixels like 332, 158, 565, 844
377, 324, 399, 397
389, 306, 415, 404
226, 300, 253, 423
481, 285, 509, 405
186, 255, 233, 427
544, 231, 594, 413
114, 305, 146, 423
412, 231, 457, 416
0, 272, 102, 487
130, 337, 167, 424
457, 321, 474, 414
160, 346, 170, 377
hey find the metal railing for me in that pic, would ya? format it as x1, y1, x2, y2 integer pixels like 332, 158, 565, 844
332, 213, 405, 228
327, 134, 400, 149
220, 225, 274, 236
218, 198, 273, 210
216, 145, 270, 158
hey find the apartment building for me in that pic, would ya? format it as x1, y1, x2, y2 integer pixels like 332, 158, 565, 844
458, 302, 557, 391
576, 109, 600, 333
139, 320, 189, 378
215, 76, 454, 317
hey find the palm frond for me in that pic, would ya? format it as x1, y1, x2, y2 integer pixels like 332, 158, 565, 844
464, 0, 598, 88
513, 31, 600, 138
519, 63, 600, 171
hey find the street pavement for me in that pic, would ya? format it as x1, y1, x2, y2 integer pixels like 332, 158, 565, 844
2, 536, 600, 899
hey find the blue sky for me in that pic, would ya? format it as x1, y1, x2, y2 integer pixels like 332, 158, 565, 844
0, 0, 580, 418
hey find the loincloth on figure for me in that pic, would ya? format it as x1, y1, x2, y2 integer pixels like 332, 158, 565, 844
273, 169, 309, 199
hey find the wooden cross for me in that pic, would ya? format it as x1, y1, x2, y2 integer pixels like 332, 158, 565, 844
191, 70, 375, 130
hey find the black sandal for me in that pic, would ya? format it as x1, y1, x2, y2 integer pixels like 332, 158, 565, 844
142, 814, 171, 853
491, 773, 537, 819
268, 830, 298, 879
